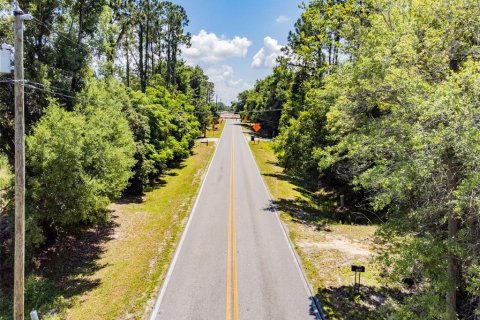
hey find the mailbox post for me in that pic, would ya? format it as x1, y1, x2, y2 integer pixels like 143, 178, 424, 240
351, 265, 365, 294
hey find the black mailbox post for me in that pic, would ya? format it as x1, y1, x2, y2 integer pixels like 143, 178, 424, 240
351, 265, 365, 294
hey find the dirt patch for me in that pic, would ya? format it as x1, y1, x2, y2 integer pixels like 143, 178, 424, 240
299, 238, 372, 258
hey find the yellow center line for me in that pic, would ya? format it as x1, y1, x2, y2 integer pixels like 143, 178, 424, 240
226, 130, 239, 320
232, 140, 239, 320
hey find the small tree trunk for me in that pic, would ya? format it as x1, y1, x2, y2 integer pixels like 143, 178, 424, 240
139, 23, 146, 92
125, 37, 130, 87
446, 211, 460, 319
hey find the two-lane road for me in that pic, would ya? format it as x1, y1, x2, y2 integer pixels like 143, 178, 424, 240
150, 119, 320, 320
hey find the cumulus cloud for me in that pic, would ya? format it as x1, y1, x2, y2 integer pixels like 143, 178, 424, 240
251, 37, 283, 69
205, 65, 251, 103
276, 15, 290, 23
182, 30, 252, 65
180, 30, 253, 104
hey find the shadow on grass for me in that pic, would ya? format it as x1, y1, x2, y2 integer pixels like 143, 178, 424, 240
0, 219, 118, 318
260, 171, 336, 226
116, 195, 144, 204
272, 198, 332, 225
262, 170, 380, 225
40, 219, 118, 301
317, 285, 404, 320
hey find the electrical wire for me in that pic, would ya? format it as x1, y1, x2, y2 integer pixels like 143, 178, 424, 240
0, 80, 289, 120
24, 83, 77, 100
26, 80, 75, 95
32, 16, 81, 50
23, 82, 224, 118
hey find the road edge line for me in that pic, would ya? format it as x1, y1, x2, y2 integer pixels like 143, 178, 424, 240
148, 127, 225, 320
242, 135, 327, 320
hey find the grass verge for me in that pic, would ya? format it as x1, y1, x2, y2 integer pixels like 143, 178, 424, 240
0, 143, 215, 320
66, 142, 215, 320
249, 141, 400, 320
205, 120, 225, 138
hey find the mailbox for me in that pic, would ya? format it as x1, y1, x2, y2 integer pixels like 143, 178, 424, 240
351, 265, 365, 272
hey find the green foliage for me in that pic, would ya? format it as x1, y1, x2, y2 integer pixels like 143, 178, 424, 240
175, 63, 215, 133
244, 0, 480, 317
27, 100, 135, 239
142, 78, 200, 166
0, 154, 11, 192
0, 2, 213, 317
0, 275, 69, 320
234, 65, 293, 137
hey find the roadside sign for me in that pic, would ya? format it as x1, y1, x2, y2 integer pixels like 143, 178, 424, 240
351, 265, 365, 295
351, 265, 365, 272
252, 123, 261, 132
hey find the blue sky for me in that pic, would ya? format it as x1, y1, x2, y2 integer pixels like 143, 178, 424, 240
175, 0, 303, 104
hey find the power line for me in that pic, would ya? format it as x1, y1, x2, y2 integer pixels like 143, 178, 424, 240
240, 108, 294, 114
24, 83, 77, 100
31, 16, 81, 50
26, 80, 75, 95
1, 78, 220, 118
22, 83, 221, 119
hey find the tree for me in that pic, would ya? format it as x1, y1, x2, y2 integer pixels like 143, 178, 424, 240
162, 2, 191, 87
253, 0, 480, 317
26, 100, 135, 243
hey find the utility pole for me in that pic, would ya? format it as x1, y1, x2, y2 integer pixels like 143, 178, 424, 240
13, 6, 29, 320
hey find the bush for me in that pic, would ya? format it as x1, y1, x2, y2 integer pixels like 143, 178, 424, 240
26, 102, 135, 243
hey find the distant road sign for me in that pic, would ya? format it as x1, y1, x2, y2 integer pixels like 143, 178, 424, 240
252, 123, 261, 132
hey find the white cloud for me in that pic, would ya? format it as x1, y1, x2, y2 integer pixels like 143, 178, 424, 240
251, 37, 283, 69
180, 30, 253, 104
205, 65, 251, 104
182, 30, 252, 65
276, 15, 290, 23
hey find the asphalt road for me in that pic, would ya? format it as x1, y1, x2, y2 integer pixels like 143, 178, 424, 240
150, 119, 320, 320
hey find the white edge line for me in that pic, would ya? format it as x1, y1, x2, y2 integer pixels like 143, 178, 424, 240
241, 133, 326, 320
149, 125, 226, 320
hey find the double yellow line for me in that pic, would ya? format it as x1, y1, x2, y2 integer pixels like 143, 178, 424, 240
226, 132, 239, 320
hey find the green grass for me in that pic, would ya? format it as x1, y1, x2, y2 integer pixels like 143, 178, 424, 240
67, 143, 215, 320
0, 143, 215, 320
205, 119, 225, 138
249, 141, 398, 320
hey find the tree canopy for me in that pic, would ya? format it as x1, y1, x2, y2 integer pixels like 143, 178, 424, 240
0, 1, 215, 249
235, 0, 480, 318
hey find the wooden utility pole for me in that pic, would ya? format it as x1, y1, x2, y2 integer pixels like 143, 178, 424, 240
14, 6, 25, 320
